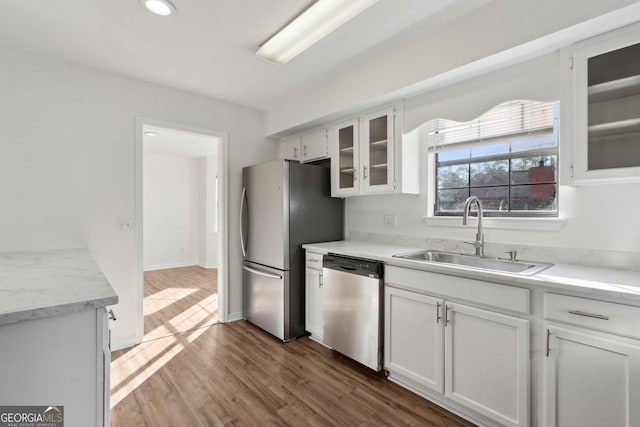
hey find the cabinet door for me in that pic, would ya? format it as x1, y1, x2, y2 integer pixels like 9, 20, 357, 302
279, 135, 301, 161
569, 23, 640, 184
98, 308, 111, 427
384, 287, 444, 394
445, 303, 529, 427
362, 107, 395, 194
333, 119, 360, 196
301, 128, 328, 163
544, 326, 640, 427
305, 267, 324, 342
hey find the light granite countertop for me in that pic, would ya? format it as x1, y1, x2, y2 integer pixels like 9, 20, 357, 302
0, 248, 118, 325
303, 240, 640, 303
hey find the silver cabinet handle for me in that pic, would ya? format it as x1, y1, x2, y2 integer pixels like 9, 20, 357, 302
293, 146, 298, 159
243, 265, 282, 280
363, 165, 368, 180
546, 329, 551, 357
108, 309, 116, 321
240, 187, 247, 257
568, 310, 609, 320
444, 305, 451, 325
319, 273, 323, 287
303, 145, 308, 157
436, 302, 442, 324
307, 259, 320, 264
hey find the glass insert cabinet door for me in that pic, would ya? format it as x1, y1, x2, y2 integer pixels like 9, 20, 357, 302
569, 23, 640, 183
363, 107, 395, 193
336, 118, 359, 194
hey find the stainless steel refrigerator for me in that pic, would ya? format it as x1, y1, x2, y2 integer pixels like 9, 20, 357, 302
240, 159, 343, 341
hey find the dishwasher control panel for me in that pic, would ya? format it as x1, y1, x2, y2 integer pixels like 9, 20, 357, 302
323, 253, 383, 279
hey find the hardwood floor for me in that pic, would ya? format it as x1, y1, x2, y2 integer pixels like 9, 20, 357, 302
111, 320, 475, 426
143, 266, 218, 341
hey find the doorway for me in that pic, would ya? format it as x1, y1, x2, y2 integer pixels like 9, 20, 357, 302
135, 120, 228, 343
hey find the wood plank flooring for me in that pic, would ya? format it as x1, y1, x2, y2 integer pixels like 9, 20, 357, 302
111, 320, 475, 426
143, 266, 218, 341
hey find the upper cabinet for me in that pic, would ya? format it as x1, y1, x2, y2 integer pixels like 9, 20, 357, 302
563, 22, 640, 184
278, 127, 329, 163
332, 104, 418, 197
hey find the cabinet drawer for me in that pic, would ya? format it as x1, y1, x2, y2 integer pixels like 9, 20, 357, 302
386, 266, 530, 314
544, 293, 640, 339
306, 251, 324, 269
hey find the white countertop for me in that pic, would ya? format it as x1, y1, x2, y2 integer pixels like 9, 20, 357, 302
0, 248, 119, 325
303, 241, 640, 303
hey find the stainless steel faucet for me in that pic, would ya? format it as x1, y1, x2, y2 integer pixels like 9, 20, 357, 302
462, 196, 484, 257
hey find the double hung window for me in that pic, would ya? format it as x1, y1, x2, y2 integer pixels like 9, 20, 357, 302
429, 100, 559, 217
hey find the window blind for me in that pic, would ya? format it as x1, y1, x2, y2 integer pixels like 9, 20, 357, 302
427, 100, 557, 151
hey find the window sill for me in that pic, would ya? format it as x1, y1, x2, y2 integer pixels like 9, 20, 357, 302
422, 216, 566, 231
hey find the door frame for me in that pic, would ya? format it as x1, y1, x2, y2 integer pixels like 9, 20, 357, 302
134, 116, 229, 344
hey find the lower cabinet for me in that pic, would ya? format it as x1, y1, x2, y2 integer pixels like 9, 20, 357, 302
305, 251, 324, 343
544, 326, 640, 427
0, 307, 112, 426
385, 285, 529, 427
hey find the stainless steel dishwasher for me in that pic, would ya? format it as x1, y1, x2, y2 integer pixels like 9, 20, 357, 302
322, 253, 384, 371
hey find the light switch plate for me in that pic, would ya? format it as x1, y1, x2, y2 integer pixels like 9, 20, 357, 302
116, 217, 133, 232
384, 214, 397, 228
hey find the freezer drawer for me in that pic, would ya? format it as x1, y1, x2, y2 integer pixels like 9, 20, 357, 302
243, 261, 289, 341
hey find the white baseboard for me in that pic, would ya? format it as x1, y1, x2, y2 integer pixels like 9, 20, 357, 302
227, 311, 244, 322
143, 261, 198, 271
198, 263, 218, 269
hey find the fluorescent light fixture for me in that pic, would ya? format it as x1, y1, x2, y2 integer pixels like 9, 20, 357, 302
144, 131, 158, 136
141, 0, 176, 17
256, 0, 379, 64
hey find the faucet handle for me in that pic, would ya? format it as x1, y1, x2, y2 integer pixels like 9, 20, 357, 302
464, 240, 483, 248
505, 250, 517, 261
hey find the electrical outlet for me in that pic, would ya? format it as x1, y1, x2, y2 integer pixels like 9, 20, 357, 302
116, 217, 133, 232
384, 214, 397, 228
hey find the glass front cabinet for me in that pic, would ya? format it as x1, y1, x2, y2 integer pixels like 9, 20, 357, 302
333, 106, 397, 196
565, 22, 640, 184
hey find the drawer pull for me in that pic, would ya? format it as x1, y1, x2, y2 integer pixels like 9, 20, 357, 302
308, 259, 320, 263
568, 310, 609, 320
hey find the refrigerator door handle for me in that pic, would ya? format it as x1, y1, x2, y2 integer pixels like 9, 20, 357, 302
243, 265, 283, 280
240, 186, 248, 257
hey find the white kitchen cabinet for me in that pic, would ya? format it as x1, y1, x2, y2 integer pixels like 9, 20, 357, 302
543, 326, 640, 427
278, 134, 301, 161
445, 302, 529, 427
562, 22, 640, 184
305, 251, 324, 343
0, 307, 112, 427
385, 277, 530, 427
278, 128, 329, 163
384, 287, 444, 394
332, 104, 418, 197
300, 127, 329, 163
543, 292, 640, 426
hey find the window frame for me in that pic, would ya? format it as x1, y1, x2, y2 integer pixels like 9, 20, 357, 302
430, 101, 560, 218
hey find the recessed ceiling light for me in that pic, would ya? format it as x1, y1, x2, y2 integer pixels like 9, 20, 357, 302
144, 131, 158, 136
141, 0, 176, 17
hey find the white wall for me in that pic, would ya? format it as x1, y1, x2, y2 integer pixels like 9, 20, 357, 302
200, 156, 219, 268
0, 46, 275, 349
143, 153, 201, 270
345, 53, 640, 255
265, 0, 640, 136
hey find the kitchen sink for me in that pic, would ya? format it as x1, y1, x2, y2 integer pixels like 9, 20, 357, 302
392, 250, 552, 276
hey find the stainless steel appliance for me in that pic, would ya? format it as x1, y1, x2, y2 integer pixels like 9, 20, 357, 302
322, 254, 384, 371
241, 159, 343, 341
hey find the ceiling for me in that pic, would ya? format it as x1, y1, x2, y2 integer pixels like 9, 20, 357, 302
0, 0, 486, 111
143, 125, 219, 158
